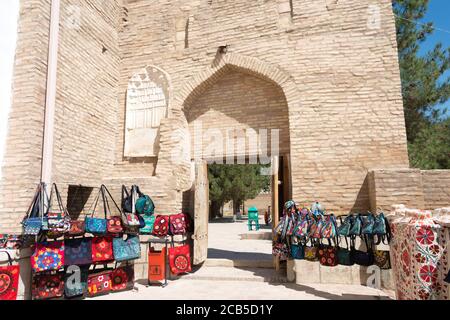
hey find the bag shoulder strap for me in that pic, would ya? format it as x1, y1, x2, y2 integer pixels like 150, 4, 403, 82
101, 185, 124, 217
0, 251, 13, 266
24, 184, 42, 219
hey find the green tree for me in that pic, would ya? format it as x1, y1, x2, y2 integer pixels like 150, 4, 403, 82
392, 0, 450, 168
208, 164, 270, 218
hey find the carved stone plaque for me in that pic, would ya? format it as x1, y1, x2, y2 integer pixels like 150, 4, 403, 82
124, 66, 170, 157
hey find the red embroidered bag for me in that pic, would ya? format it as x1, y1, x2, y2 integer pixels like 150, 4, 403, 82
68, 220, 85, 236
318, 245, 338, 267
31, 241, 65, 272
32, 273, 64, 300
111, 265, 134, 292
152, 215, 169, 237
169, 213, 187, 235
0, 251, 20, 300
87, 270, 112, 297
168, 244, 192, 275
91, 236, 114, 263
107, 216, 123, 235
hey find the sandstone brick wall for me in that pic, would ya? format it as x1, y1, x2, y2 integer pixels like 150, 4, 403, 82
1, 0, 412, 232
0, 0, 51, 233
369, 169, 450, 212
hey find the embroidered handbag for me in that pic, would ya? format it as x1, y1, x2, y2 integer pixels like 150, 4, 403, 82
348, 214, 362, 238
338, 215, 352, 237
350, 236, 374, 266
134, 186, 155, 216
374, 250, 391, 270
168, 244, 192, 275
309, 214, 324, 239
152, 215, 170, 237
31, 241, 65, 272
120, 185, 142, 228
169, 213, 187, 235
336, 237, 353, 266
361, 213, 375, 235
0, 234, 7, 249
65, 238, 93, 266
0, 251, 20, 301
64, 265, 89, 298
318, 244, 338, 267
32, 273, 64, 300
290, 244, 305, 260
373, 212, 391, 244
47, 183, 71, 234
87, 268, 112, 297
68, 220, 85, 236
85, 188, 107, 235
321, 214, 337, 239
91, 236, 114, 263
272, 242, 289, 260
107, 216, 124, 236
111, 265, 134, 292
293, 211, 309, 238
304, 239, 319, 262
4, 235, 23, 250
140, 214, 156, 234
22, 183, 47, 236
113, 235, 141, 262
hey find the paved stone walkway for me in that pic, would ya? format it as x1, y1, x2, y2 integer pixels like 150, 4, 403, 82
92, 279, 391, 300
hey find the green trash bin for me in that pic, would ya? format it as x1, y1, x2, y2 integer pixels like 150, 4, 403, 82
248, 206, 259, 231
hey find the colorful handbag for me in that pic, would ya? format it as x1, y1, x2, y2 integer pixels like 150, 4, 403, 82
120, 185, 142, 227
85, 188, 107, 235
135, 191, 155, 216
65, 238, 93, 266
47, 183, 71, 234
107, 216, 124, 235
290, 244, 305, 260
309, 214, 324, 239
0, 234, 7, 249
91, 236, 114, 263
0, 251, 20, 300
22, 183, 47, 236
112, 235, 141, 262
68, 220, 85, 236
373, 212, 391, 244
111, 265, 134, 292
31, 241, 65, 272
361, 213, 375, 235
318, 244, 338, 267
4, 235, 23, 250
140, 214, 156, 234
374, 250, 391, 270
348, 214, 362, 238
336, 237, 353, 266
304, 239, 319, 262
272, 242, 289, 260
32, 273, 64, 300
64, 265, 89, 298
293, 211, 309, 238
350, 236, 374, 266
338, 215, 352, 237
169, 213, 187, 235
152, 215, 170, 237
321, 214, 337, 239
87, 269, 112, 297
168, 244, 192, 275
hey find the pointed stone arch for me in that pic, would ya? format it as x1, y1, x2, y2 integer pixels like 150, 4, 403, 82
175, 53, 300, 114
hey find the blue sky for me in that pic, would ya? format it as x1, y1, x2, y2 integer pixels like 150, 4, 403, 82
419, 0, 450, 116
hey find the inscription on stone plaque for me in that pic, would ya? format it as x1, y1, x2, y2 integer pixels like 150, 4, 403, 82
124, 66, 170, 157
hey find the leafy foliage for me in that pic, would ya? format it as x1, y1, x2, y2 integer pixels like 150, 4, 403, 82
393, 0, 450, 168
208, 164, 270, 216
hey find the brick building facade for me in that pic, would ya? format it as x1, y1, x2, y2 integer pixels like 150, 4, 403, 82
0, 0, 448, 234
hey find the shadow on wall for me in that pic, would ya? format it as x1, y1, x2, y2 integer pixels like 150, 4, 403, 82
350, 174, 370, 214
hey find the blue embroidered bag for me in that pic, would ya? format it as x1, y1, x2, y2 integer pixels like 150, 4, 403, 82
113, 235, 141, 262
85, 187, 107, 235
348, 214, 362, 237
361, 213, 375, 235
290, 244, 305, 260
140, 214, 156, 234
22, 183, 48, 236
65, 238, 93, 266
338, 215, 352, 236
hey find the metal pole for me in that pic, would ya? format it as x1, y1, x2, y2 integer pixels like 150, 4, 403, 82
41, 0, 61, 188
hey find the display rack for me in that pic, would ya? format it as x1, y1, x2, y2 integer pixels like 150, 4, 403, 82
146, 235, 187, 288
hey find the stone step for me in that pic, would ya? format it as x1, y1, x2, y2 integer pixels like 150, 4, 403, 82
239, 231, 273, 240
183, 266, 288, 283
204, 258, 274, 269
